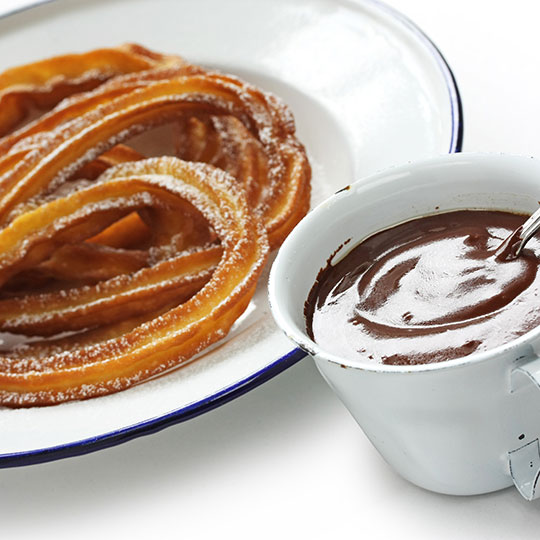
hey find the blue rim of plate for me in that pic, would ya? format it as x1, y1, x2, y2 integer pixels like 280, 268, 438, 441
0, 0, 463, 468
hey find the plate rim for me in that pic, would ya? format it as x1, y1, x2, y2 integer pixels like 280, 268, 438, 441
0, 0, 463, 468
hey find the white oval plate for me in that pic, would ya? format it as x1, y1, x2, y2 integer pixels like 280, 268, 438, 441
0, 0, 462, 466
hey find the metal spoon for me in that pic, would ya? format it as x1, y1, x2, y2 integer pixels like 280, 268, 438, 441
497, 207, 540, 260
515, 207, 540, 256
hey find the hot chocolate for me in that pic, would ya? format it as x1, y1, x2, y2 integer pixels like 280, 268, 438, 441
305, 210, 540, 365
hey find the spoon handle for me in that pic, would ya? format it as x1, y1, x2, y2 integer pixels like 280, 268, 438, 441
515, 207, 540, 256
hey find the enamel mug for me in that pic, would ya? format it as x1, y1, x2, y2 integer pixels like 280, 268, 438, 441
269, 153, 540, 500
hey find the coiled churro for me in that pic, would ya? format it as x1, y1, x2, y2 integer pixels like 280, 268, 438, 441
0, 44, 311, 407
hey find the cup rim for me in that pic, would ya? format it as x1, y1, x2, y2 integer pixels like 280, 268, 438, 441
269, 152, 540, 374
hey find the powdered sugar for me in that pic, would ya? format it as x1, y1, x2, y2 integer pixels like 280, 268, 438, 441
0, 49, 309, 407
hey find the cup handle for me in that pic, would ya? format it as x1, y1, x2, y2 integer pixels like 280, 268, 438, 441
509, 358, 540, 500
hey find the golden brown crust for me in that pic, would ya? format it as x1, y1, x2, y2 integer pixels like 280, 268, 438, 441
0, 159, 268, 406
0, 43, 186, 138
0, 44, 311, 407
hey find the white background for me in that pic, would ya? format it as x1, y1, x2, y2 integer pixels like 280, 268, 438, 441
1, 0, 540, 538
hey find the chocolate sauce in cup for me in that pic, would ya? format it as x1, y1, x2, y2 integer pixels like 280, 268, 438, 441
305, 210, 540, 366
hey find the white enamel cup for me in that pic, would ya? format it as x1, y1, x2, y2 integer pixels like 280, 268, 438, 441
269, 153, 540, 500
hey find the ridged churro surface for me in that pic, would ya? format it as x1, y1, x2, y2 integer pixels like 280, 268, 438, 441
0, 44, 311, 407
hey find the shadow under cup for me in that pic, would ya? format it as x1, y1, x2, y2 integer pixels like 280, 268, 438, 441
269, 153, 540, 500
